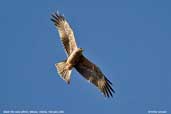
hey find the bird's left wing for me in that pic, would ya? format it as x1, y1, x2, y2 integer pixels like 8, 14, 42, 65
51, 12, 78, 56
75, 55, 115, 97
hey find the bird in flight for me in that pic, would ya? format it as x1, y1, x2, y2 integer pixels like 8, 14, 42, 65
51, 12, 115, 97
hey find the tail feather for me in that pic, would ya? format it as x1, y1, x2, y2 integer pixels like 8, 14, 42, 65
55, 61, 72, 84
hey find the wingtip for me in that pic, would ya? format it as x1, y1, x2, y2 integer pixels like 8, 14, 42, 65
50, 11, 65, 25
102, 77, 115, 98
50, 18, 56, 22
105, 77, 113, 85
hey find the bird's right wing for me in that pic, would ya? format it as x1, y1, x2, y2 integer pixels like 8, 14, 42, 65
75, 55, 115, 97
51, 12, 78, 56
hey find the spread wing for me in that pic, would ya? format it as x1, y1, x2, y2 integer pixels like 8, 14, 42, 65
51, 12, 78, 56
75, 55, 115, 97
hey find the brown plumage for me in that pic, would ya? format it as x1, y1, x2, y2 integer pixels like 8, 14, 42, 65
51, 12, 115, 97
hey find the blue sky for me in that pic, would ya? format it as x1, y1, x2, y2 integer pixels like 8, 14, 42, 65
0, 0, 170, 114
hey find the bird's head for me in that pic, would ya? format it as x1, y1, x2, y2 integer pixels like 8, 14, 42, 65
77, 48, 84, 52
75, 48, 84, 55
78, 48, 84, 52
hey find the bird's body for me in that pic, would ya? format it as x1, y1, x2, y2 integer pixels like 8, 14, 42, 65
51, 12, 115, 97
66, 48, 83, 69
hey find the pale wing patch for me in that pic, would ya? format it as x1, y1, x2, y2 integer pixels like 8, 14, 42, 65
51, 12, 78, 56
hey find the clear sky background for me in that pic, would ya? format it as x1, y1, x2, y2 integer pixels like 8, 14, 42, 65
0, 0, 170, 114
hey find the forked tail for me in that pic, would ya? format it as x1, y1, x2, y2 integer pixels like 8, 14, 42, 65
55, 60, 72, 84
